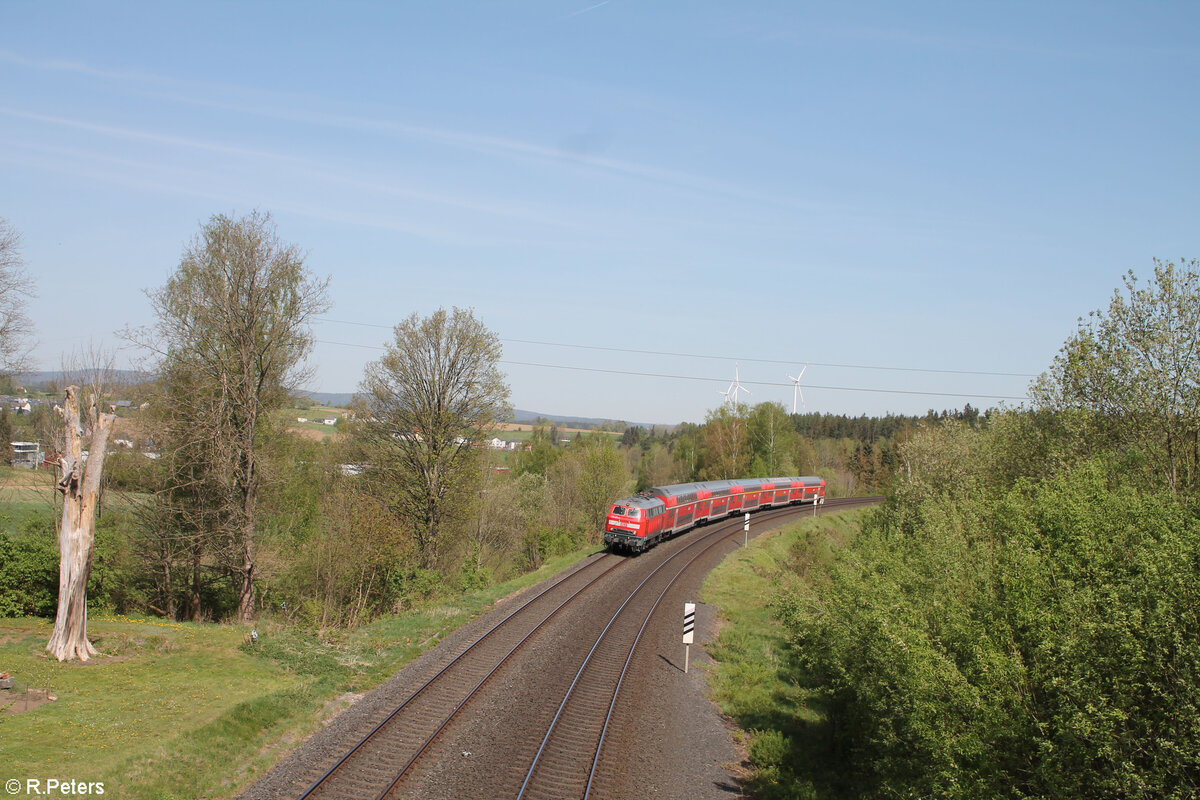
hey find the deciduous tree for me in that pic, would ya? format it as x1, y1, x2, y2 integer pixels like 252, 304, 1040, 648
128, 211, 330, 622
701, 403, 751, 480
357, 307, 510, 569
1032, 259, 1200, 495
748, 401, 798, 477
0, 217, 36, 374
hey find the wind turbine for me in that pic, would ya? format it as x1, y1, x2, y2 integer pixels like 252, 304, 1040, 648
787, 364, 808, 413
721, 364, 752, 407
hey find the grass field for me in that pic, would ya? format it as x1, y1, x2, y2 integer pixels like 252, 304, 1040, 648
701, 509, 866, 799
0, 546, 599, 800
497, 422, 622, 440
280, 405, 348, 441
0, 465, 56, 506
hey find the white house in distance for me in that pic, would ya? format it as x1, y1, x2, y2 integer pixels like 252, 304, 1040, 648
11, 441, 42, 469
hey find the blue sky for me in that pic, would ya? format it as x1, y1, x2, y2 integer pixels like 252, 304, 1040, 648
4, 1, 1198, 424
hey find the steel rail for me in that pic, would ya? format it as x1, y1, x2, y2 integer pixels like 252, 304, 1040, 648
583, 494, 880, 797
517, 499, 822, 799
300, 494, 878, 800
370, 553, 628, 799
296, 550, 622, 800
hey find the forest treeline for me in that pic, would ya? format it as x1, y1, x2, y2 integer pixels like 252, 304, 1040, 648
0, 375, 954, 628
0, 210, 960, 631
756, 260, 1200, 799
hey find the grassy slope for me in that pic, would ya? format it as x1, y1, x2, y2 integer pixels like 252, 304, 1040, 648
1, 547, 598, 800
701, 509, 866, 799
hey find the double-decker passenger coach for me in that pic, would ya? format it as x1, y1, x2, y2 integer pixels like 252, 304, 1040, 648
604, 476, 825, 553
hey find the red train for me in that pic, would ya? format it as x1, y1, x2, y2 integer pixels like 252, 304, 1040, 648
604, 476, 826, 554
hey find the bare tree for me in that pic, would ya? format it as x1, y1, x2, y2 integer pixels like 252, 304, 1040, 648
0, 217, 36, 374
357, 308, 510, 569
61, 340, 123, 404
127, 211, 330, 622
46, 386, 116, 661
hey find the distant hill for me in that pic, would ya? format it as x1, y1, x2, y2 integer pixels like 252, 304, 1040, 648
510, 408, 655, 430
293, 390, 656, 430
295, 390, 355, 407
17, 370, 154, 390
14, 378, 660, 430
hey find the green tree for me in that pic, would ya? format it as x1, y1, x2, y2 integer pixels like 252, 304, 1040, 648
1032, 259, 1200, 495
575, 435, 630, 538
357, 307, 510, 569
465, 464, 549, 578
701, 403, 751, 480
675, 427, 702, 481
747, 401, 798, 477
285, 482, 411, 629
635, 440, 680, 490
0, 408, 12, 456
129, 210, 330, 622
545, 434, 630, 541
516, 425, 560, 477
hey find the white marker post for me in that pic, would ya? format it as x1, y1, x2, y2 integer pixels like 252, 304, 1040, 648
743, 512, 750, 547
683, 602, 696, 673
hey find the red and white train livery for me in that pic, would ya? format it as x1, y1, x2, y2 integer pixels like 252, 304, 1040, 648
604, 476, 826, 554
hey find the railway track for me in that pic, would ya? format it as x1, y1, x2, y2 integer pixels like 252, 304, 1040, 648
296, 552, 626, 800
518, 497, 877, 800
288, 496, 878, 800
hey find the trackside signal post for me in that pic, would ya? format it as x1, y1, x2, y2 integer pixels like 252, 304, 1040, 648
683, 602, 696, 673
744, 513, 750, 547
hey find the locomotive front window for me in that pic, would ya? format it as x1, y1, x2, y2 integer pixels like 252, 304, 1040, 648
613, 506, 627, 516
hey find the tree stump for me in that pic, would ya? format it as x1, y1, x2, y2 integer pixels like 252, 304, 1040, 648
46, 386, 115, 662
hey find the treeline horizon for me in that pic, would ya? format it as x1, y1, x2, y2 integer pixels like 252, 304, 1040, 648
0, 387, 980, 626
1, 210, 997, 633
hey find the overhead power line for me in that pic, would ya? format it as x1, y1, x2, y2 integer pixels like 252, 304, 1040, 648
312, 316, 1036, 379
499, 360, 1030, 402
314, 339, 1030, 402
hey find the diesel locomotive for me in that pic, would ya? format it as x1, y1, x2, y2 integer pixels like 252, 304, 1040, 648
604, 476, 825, 553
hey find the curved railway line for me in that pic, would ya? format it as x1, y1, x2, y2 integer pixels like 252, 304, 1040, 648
261, 496, 879, 800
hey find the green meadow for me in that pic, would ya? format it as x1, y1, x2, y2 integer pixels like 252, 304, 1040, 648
1, 548, 597, 799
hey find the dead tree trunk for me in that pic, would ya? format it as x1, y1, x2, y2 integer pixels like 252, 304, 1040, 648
46, 386, 116, 662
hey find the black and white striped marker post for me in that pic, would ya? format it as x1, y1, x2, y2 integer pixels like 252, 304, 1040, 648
743, 512, 750, 547
683, 602, 696, 673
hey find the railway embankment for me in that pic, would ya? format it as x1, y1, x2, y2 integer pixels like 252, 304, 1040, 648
701, 508, 871, 798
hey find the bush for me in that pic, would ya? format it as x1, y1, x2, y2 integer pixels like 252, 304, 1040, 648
388, 567, 448, 609
456, 545, 491, 593
536, 526, 585, 560
0, 525, 58, 617
749, 728, 792, 768
782, 460, 1200, 798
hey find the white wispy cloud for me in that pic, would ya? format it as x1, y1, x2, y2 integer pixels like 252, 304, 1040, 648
2, 46, 809, 212
0, 133, 581, 246
0, 48, 169, 83
562, 1, 611, 21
